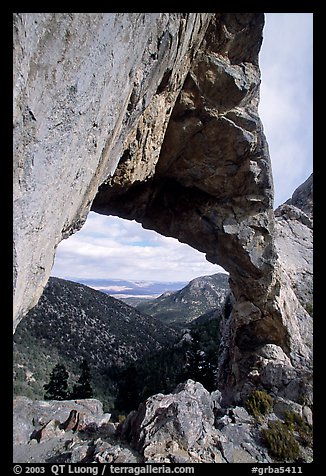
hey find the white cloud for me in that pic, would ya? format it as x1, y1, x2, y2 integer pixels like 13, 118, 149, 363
52, 213, 224, 282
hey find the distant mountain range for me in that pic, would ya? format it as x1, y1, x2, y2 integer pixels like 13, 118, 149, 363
136, 273, 230, 327
61, 277, 189, 299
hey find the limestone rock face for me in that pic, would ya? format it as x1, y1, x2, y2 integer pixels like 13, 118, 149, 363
216, 176, 313, 404
13, 12, 213, 330
275, 176, 313, 367
119, 380, 217, 461
275, 174, 313, 311
267, 175, 313, 400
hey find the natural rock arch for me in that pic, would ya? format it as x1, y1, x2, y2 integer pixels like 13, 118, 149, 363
13, 13, 311, 400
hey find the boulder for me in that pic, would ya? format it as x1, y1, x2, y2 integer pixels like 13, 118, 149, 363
32, 419, 65, 442
214, 406, 272, 463
119, 379, 223, 462
13, 396, 138, 463
118, 380, 277, 463
13, 397, 106, 445
273, 397, 303, 420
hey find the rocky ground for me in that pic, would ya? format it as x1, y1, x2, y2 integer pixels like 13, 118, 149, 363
13, 380, 313, 464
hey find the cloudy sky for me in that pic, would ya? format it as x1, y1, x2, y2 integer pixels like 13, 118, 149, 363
259, 13, 313, 207
51, 13, 313, 284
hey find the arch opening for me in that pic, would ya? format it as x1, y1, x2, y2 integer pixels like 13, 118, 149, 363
51, 211, 227, 287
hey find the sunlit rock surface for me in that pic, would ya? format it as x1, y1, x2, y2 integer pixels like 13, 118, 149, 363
13, 12, 213, 329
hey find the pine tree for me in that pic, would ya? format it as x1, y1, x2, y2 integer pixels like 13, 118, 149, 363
71, 359, 93, 399
184, 339, 217, 391
44, 363, 69, 400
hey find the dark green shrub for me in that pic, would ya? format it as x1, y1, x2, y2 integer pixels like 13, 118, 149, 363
284, 411, 313, 447
44, 363, 69, 400
262, 420, 300, 461
71, 359, 93, 399
245, 390, 273, 420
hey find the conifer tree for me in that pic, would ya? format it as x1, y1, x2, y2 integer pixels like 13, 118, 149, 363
71, 359, 93, 399
184, 339, 217, 391
44, 363, 69, 400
